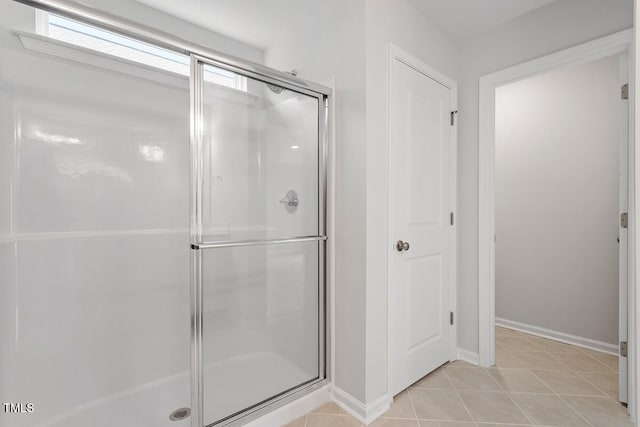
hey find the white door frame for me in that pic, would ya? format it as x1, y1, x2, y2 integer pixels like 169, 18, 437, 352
387, 43, 458, 394
478, 28, 635, 417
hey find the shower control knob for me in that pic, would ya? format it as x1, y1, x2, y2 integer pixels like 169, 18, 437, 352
280, 190, 299, 213
395, 240, 410, 252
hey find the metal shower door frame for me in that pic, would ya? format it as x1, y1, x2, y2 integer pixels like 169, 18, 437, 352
189, 53, 329, 427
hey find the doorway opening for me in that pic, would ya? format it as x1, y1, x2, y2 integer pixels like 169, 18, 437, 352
478, 29, 634, 420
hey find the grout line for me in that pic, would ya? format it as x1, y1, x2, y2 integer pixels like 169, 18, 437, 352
410, 385, 457, 390
473, 423, 529, 426
489, 370, 535, 426
313, 413, 352, 417
573, 371, 617, 399
303, 414, 308, 427
503, 330, 600, 426
508, 348, 573, 371
405, 386, 420, 421
516, 330, 603, 427
378, 416, 422, 420
520, 332, 616, 373
530, 370, 596, 427
496, 330, 629, 425
441, 367, 477, 424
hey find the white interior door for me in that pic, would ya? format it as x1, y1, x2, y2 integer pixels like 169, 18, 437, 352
389, 56, 454, 396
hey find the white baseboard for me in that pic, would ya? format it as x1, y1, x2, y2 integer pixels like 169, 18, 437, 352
496, 317, 618, 355
331, 386, 391, 425
457, 348, 480, 365
244, 385, 331, 427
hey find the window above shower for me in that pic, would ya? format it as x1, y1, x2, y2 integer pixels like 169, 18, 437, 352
29, 10, 246, 91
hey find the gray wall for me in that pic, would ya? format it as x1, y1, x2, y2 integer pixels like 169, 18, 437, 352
495, 55, 621, 345
456, 0, 633, 354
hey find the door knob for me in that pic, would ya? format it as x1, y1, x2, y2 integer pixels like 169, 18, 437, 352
395, 240, 410, 252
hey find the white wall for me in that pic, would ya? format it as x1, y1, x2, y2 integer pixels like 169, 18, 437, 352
365, 0, 459, 403
457, 0, 633, 354
495, 55, 621, 345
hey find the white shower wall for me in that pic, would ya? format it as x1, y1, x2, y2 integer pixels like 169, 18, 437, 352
0, 36, 192, 427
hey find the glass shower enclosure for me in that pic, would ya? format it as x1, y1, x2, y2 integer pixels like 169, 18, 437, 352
0, 2, 329, 427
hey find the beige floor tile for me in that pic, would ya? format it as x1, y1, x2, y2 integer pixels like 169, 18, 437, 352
495, 349, 528, 368
370, 418, 419, 427
458, 391, 529, 424
532, 370, 605, 396
509, 392, 590, 426
578, 372, 618, 398
384, 390, 417, 418
445, 367, 501, 391
527, 337, 584, 354
306, 413, 362, 427
523, 334, 555, 346
488, 368, 552, 393
419, 421, 477, 427
582, 351, 619, 371
283, 415, 307, 427
311, 402, 348, 415
409, 389, 472, 421
511, 352, 569, 370
496, 326, 523, 337
561, 395, 632, 427
445, 360, 477, 368
412, 368, 454, 390
552, 353, 615, 372
476, 424, 532, 427
497, 337, 543, 352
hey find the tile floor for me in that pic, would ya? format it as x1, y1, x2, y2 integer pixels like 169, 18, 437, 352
285, 327, 629, 427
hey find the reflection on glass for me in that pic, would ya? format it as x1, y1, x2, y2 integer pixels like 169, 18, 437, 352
201, 65, 319, 242
202, 242, 320, 424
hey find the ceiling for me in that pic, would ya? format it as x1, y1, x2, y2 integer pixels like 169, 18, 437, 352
407, 0, 558, 39
133, 0, 558, 49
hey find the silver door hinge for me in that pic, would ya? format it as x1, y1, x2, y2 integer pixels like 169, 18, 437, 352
621, 212, 628, 229
450, 311, 454, 325
450, 110, 458, 126
450, 212, 454, 226
622, 84, 629, 100
621, 341, 628, 357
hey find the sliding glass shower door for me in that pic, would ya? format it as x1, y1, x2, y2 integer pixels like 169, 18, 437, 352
190, 59, 327, 426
